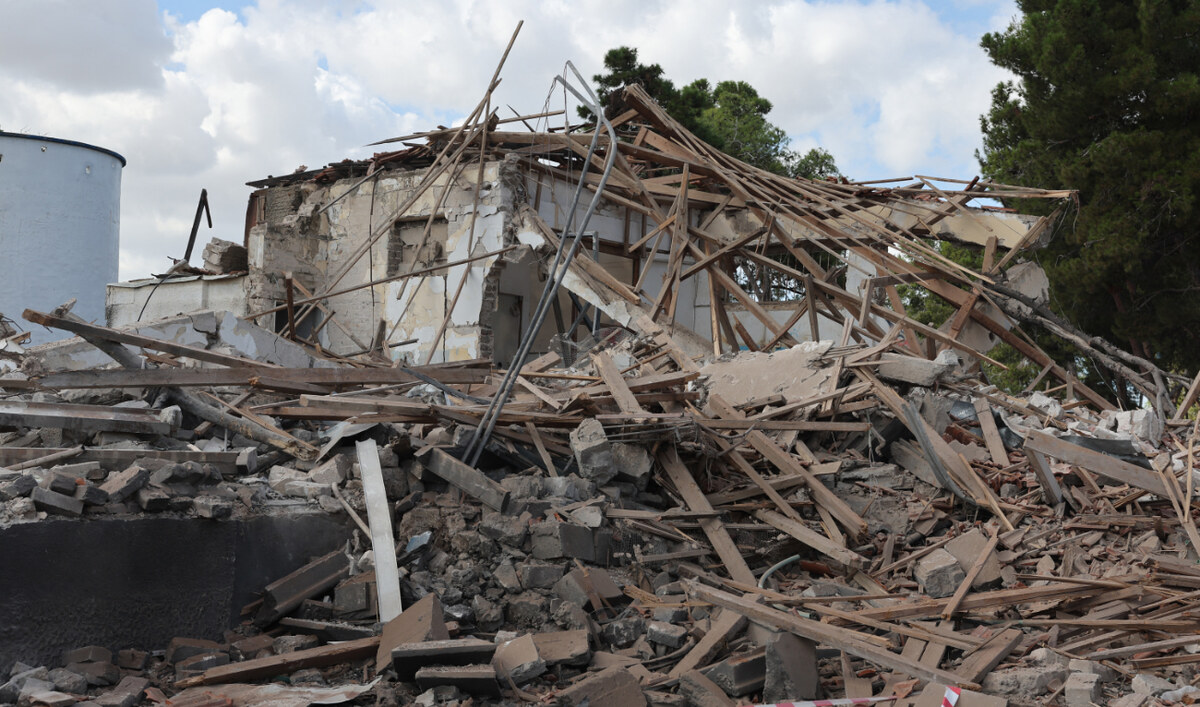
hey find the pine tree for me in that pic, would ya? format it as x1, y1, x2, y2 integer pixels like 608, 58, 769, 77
979, 0, 1200, 372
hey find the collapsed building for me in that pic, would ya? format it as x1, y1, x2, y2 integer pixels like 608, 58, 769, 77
2, 62, 1200, 707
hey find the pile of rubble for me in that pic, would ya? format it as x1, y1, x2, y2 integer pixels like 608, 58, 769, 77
1, 292, 1199, 707
4, 38, 1200, 707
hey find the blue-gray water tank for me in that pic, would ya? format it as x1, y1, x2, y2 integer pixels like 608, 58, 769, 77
0, 132, 125, 344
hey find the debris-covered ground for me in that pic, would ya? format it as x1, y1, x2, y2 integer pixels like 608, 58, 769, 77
3, 49, 1200, 707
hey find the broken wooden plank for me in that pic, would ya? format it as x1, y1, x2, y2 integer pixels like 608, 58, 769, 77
0, 400, 170, 435
657, 445, 756, 586
415, 446, 510, 512
1024, 430, 1169, 497
688, 581, 979, 688
356, 438, 402, 622
175, 636, 379, 688
754, 509, 866, 570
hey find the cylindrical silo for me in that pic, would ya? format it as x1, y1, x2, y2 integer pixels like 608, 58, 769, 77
0, 132, 124, 344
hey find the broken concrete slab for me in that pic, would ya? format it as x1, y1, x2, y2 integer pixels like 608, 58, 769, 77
557, 666, 646, 707
569, 418, 616, 485
375, 594, 450, 672
914, 548, 966, 598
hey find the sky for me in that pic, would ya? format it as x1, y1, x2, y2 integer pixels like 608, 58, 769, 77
0, 0, 1020, 281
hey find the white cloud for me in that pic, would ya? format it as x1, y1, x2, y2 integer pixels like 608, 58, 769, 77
0, 0, 1016, 282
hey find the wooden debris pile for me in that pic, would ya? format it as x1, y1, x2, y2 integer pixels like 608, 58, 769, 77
4, 47, 1200, 707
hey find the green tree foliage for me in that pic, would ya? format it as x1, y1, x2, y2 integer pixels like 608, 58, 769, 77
589, 47, 841, 179
978, 1, 1200, 373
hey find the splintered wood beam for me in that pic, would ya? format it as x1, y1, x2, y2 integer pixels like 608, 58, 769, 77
687, 582, 979, 689
657, 445, 756, 586
23, 308, 275, 369
591, 351, 644, 416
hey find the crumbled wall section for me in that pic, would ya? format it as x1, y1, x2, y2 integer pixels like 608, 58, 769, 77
245, 183, 328, 330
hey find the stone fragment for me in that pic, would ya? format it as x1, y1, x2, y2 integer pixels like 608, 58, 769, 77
1131, 674, 1175, 696
43, 471, 78, 496
93, 676, 149, 707
273, 634, 319, 653
193, 496, 232, 519
678, 670, 736, 707
1065, 672, 1103, 707
647, 621, 687, 649
63, 646, 112, 664
73, 483, 109, 506
0, 474, 36, 500
611, 442, 652, 490
531, 520, 594, 561
945, 528, 1002, 587
764, 632, 819, 702
19, 689, 75, 707
1068, 659, 1116, 681
557, 667, 646, 707
705, 650, 766, 697
493, 634, 546, 685
517, 559, 563, 590
45, 669, 87, 695
135, 485, 170, 512
165, 637, 223, 664
376, 594, 450, 671
30, 487, 83, 516
505, 592, 549, 629
494, 560, 522, 593
64, 662, 119, 687
569, 419, 617, 485
914, 548, 966, 598
981, 667, 1067, 698
115, 649, 148, 671
532, 630, 591, 666
600, 616, 645, 648
478, 511, 528, 546
99, 467, 147, 502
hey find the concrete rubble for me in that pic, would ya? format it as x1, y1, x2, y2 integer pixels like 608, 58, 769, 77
3, 61, 1200, 707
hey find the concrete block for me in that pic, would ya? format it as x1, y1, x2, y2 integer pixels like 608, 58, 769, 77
309, 457, 347, 485
165, 637, 222, 664
414, 664, 500, 697
19, 689, 75, 707
914, 548, 966, 598
570, 418, 617, 485
93, 677, 149, 707
376, 593, 450, 671
62, 645, 112, 664
678, 670, 736, 707
1131, 674, 1175, 696
532, 630, 591, 667
600, 616, 645, 648
764, 632, 819, 702
612, 442, 652, 490
50, 461, 103, 481
193, 496, 232, 519
42, 472, 78, 496
505, 592, 549, 629
1065, 672, 1103, 707
531, 520, 594, 561
877, 351, 956, 386
0, 474, 36, 500
116, 649, 148, 671
99, 467, 148, 502
230, 634, 275, 661
493, 559, 522, 593
46, 668, 87, 695
273, 634, 318, 653
478, 511, 529, 547
30, 487, 84, 517
391, 638, 498, 681
64, 662, 119, 687
558, 666, 646, 707
704, 650, 765, 698
554, 568, 624, 609
493, 634, 546, 685
982, 667, 1067, 698
135, 485, 170, 511
647, 621, 687, 649
517, 559, 564, 590
946, 529, 1002, 587
73, 482, 109, 506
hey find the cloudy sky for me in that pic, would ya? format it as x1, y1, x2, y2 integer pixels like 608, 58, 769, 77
0, 0, 1019, 281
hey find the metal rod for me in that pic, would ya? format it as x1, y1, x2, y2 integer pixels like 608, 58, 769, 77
462, 62, 617, 464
